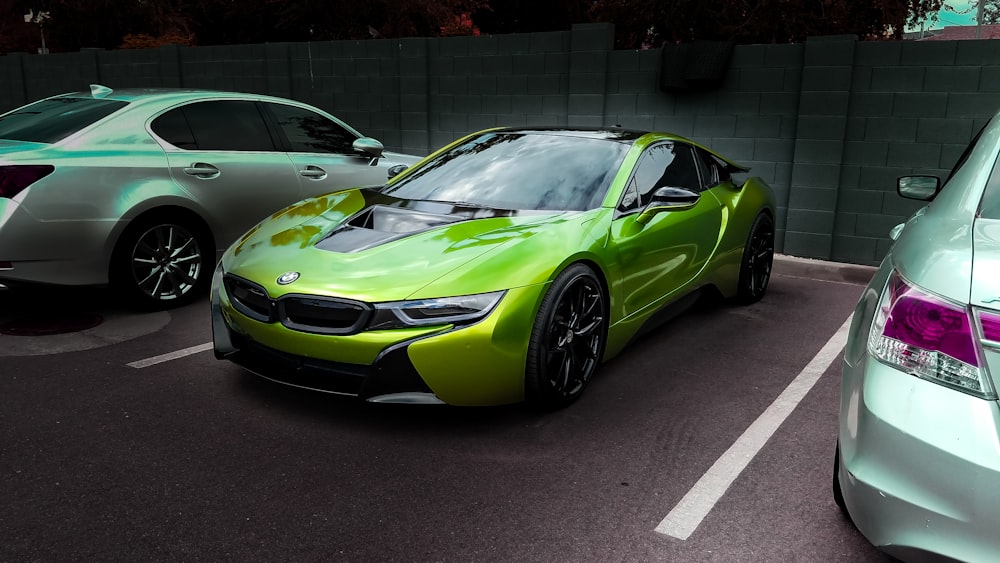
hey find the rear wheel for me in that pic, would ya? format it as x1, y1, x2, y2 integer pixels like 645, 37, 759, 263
736, 212, 774, 304
525, 264, 607, 409
112, 216, 211, 309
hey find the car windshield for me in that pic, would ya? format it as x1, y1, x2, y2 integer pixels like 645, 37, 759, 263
0, 97, 127, 143
380, 131, 631, 211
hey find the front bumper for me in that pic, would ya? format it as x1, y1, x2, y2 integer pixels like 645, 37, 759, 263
211, 267, 545, 406
839, 351, 1000, 562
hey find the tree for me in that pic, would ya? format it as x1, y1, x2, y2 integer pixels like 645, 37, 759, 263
946, 0, 1000, 24
472, 0, 591, 34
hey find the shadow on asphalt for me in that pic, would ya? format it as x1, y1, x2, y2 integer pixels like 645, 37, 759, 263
233, 369, 552, 428
0, 284, 123, 317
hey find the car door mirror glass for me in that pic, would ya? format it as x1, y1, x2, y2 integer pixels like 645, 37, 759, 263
898, 175, 939, 201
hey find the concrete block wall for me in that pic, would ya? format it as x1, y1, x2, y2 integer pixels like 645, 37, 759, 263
2, 24, 998, 265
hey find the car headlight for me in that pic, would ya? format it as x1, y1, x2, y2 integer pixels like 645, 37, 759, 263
368, 290, 506, 330
868, 269, 997, 399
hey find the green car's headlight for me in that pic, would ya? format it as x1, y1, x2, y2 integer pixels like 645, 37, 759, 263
368, 290, 506, 330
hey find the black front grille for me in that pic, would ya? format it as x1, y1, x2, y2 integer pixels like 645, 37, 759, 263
279, 295, 371, 335
223, 273, 371, 335
224, 275, 272, 322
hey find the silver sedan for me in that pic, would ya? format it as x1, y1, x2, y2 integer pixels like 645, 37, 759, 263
0, 85, 422, 307
835, 109, 1000, 561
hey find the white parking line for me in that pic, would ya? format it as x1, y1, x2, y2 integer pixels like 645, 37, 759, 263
655, 313, 854, 540
127, 342, 213, 368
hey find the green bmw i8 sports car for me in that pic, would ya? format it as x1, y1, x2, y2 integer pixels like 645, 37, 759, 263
211, 127, 776, 408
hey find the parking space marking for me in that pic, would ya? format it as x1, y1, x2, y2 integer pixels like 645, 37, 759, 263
655, 313, 854, 540
127, 342, 213, 368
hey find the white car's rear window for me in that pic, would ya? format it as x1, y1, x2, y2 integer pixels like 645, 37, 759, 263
0, 97, 127, 144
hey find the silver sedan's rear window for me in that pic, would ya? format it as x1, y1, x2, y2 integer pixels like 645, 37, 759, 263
0, 97, 127, 144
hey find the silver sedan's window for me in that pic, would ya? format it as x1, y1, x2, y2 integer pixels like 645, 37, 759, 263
0, 97, 127, 143
153, 101, 275, 152
266, 103, 357, 154
381, 132, 630, 211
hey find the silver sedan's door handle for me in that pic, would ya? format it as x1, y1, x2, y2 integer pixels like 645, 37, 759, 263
299, 165, 327, 180
183, 163, 220, 179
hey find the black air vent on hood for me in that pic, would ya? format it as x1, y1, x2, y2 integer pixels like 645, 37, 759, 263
315, 205, 463, 253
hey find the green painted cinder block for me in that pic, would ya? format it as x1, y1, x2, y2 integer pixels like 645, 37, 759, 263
832, 235, 878, 265
783, 232, 833, 260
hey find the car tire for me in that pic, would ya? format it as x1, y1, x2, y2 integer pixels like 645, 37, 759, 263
525, 263, 607, 409
112, 215, 212, 309
833, 443, 851, 519
736, 212, 774, 304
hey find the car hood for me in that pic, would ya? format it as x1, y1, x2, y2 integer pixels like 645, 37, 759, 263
971, 218, 1000, 311
222, 188, 602, 302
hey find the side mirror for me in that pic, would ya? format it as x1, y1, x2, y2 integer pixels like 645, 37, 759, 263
353, 137, 385, 161
636, 187, 700, 225
387, 164, 408, 180
898, 175, 939, 201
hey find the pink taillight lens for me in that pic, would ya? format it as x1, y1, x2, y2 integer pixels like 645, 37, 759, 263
869, 271, 994, 398
980, 310, 1000, 344
880, 274, 979, 366
0, 165, 54, 199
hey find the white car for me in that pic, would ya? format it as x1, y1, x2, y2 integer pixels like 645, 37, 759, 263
0, 85, 421, 307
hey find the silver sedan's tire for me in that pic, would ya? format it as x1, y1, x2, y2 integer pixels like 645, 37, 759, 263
113, 217, 211, 308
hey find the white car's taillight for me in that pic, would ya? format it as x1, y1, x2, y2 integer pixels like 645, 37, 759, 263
869, 270, 997, 399
0, 165, 54, 199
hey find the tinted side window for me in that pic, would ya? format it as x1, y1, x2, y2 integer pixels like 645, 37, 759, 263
657, 144, 701, 192
0, 98, 127, 143
628, 142, 702, 207
180, 101, 275, 151
151, 108, 196, 149
696, 149, 723, 186
267, 103, 356, 154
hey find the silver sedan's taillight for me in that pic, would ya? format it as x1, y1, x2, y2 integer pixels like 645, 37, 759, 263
0, 165, 54, 199
869, 269, 997, 399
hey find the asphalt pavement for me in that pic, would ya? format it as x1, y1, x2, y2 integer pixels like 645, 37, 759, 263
0, 255, 892, 562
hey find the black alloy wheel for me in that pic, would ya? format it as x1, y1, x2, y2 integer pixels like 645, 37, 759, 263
525, 263, 607, 409
736, 212, 774, 304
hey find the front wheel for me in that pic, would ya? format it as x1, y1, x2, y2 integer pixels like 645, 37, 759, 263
525, 264, 607, 409
112, 217, 211, 309
736, 212, 774, 304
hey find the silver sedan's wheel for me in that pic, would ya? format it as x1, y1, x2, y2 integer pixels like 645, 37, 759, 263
114, 217, 210, 308
525, 263, 607, 409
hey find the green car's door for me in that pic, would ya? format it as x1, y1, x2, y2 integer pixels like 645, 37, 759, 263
610, 141, 724, 317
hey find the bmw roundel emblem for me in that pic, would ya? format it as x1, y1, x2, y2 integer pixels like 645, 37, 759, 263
276, 271, 300, 285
